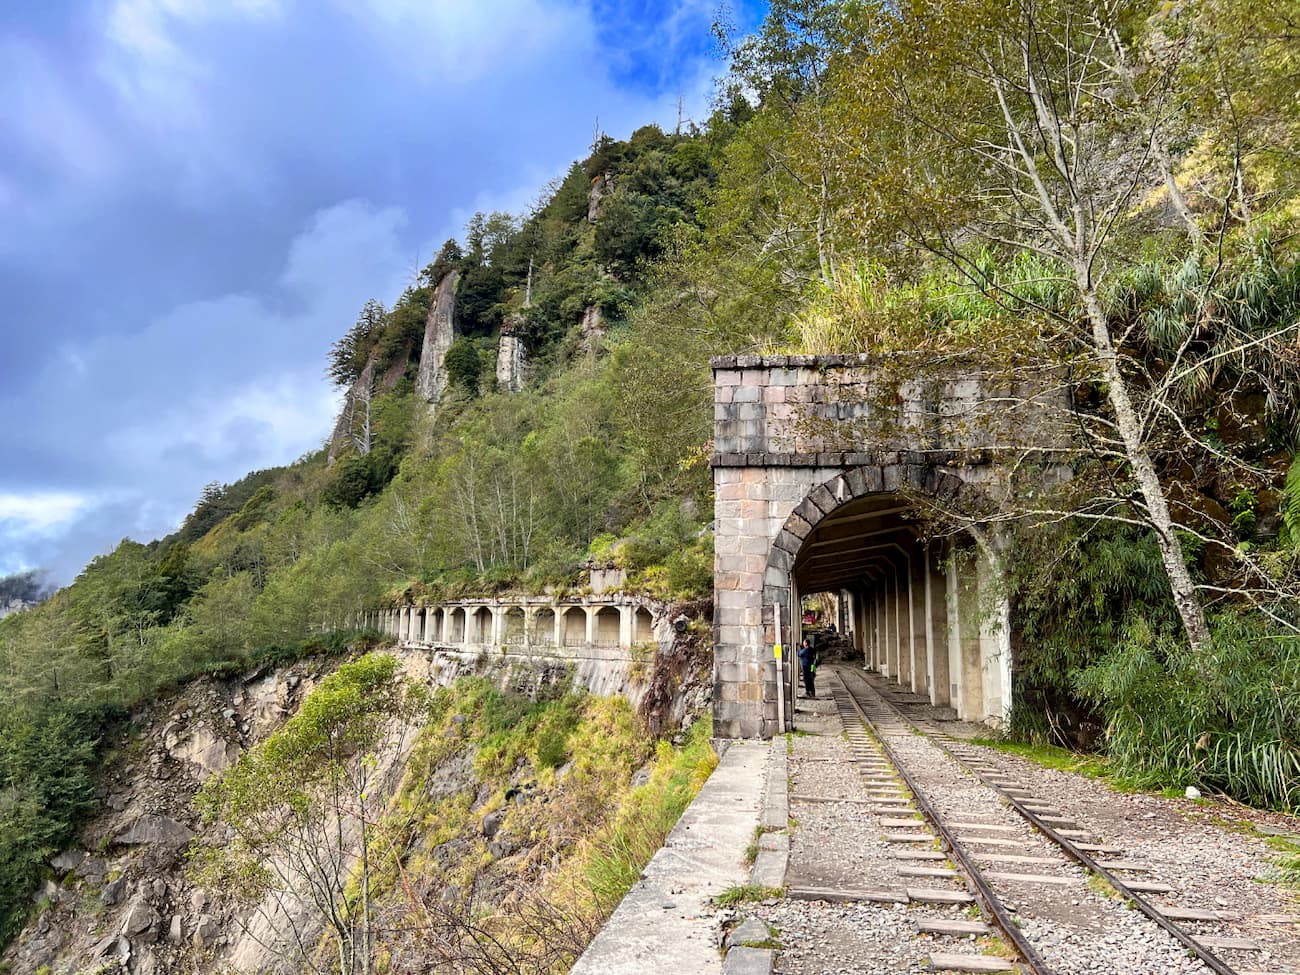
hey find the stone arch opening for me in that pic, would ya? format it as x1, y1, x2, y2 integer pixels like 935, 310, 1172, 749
503, 607, 526, 644
760, 465, 1006, 731
448, 607, 467, 644
593, 606, 621, 647
562, 607, 587, 647
469, 606, 493, 644
633, 607, 654, 644
428, 608, 445, 643
712, 455, 1013, 738
535, 607, 557, 644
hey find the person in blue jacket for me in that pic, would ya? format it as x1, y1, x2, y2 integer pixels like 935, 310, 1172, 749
798, 636, 819, 698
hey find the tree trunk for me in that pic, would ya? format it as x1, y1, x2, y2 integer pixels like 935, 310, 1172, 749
1080, 284, 1214, 654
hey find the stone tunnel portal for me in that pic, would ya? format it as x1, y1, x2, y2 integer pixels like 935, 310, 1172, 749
710, 353, 1040, 739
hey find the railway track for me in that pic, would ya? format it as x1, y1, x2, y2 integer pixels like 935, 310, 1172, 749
822, 664, 1270, 975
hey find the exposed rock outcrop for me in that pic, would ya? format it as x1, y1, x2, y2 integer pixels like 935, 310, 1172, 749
579, 305, 607, 353
587, 172, 613, 223
0, 664, 321, 975
416, 269, 460, 403
495, 316, 527, 393
327, 355, 377, 466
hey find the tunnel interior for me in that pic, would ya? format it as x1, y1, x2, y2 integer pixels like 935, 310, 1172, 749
783, 490, 1004, 725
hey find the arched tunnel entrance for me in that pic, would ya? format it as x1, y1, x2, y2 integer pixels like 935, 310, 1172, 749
708, 352, 1051, 739
792, 493, 943, 700
783, 490, 1011, 731
714, 464, 1013, 739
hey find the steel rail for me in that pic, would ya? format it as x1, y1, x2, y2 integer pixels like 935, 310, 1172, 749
837, 666, 1243, 975
828, 675, 1057, 975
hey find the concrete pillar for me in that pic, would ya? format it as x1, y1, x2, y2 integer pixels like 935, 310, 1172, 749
880, 587, 891, 677
553, 609, 564, 647
870, 592, 880, 670
925, 543, 951, 707
955, 551, 985, 722
584, 607, 595, 645
946, 561, 964, 714
909, 551, 927, 696
894, 566, 911, 687
977, 548, 1012, 725
619, 606, 633, 648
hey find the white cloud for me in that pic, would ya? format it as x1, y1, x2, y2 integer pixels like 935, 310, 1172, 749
99, 0, 284, 127
338, 0, 591, 83
0, 37, 116, 183
0, 198, 407, 576
0, 492, 88, 534
106, 0, 283, 61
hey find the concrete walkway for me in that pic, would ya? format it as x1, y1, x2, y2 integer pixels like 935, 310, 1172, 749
570, 740, 770, 975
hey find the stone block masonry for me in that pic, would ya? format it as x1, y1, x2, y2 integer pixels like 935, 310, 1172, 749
710, 354, 1073, 738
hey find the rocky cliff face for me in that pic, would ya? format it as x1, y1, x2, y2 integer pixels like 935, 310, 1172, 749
495, 316, 527, 393
326, 351, 413, 465
0, 598, 35, 621
587, 173, 613, 224
326, 356, 377, 465
415, 270, 459, 404
4, 663, 322, 975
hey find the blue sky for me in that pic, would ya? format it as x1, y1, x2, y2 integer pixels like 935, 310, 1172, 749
0, 0, 764, 582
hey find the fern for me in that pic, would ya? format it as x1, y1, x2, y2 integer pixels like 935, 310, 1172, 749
1282, 457, 1300, 545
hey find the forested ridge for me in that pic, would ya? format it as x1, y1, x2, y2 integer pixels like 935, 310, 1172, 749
3, 0, 1300, 953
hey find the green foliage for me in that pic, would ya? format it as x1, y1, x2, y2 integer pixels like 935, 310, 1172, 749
194, 654, 425, 972
0, 705, 105, 944
375, 286, 432, 375
322, 447, 398, 509
421, 238, 462, 288
328, 298, 387, 387
444, 337, 482, 395
713, 884, 784, 906
176, 468, 281, 545
1283, 457, 1300, 545
577, 718, 717, 907
1072, 612, 1300, 810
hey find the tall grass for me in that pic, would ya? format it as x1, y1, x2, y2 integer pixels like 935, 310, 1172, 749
580, 720, 718, 904
1073, 612, 1300, 811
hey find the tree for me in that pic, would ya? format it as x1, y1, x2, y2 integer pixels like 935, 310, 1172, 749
194, 654, 426, 975
421, 239, 463, 289
329, 300, 387, 388
831, 0, 1228, 653
444, 338, 482, 396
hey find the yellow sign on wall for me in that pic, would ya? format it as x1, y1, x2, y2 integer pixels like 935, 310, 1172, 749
774, 644, 783, 659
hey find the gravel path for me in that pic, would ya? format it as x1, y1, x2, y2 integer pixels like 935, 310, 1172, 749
856, 667, 1300, 974
754, 697, 997, 973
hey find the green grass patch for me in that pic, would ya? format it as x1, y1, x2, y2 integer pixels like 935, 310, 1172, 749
714, 885, 783, 906
577, 719, 718, 905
